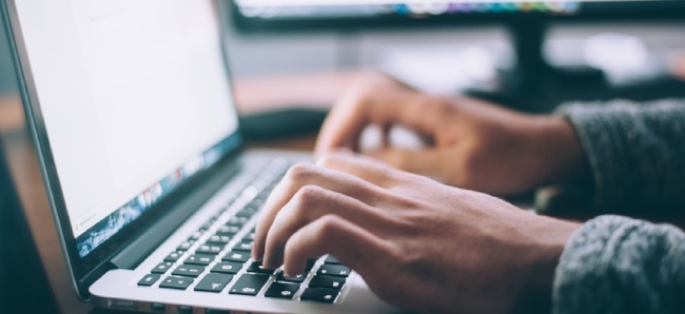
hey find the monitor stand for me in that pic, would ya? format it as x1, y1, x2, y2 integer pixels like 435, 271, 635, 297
467, 18, 685, 113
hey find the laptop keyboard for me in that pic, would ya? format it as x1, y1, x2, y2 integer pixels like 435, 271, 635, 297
137, 159, 350, 305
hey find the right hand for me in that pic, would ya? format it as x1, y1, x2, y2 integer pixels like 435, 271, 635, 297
315, 72, 589, 195
252, 152, 580, 314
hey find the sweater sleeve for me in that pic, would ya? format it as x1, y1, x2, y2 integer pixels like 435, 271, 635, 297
555, 99, 685, 213
553, 215, 685, 314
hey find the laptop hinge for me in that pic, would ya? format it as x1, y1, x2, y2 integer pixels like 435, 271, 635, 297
110, 157, 242, 270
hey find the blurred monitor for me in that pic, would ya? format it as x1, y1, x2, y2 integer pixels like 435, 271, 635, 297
229, 0, 685, 110
231, 1, 685, 32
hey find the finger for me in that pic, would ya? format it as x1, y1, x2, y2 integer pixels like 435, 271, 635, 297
315, 93, 370, 154
316, 151, 406, 188
262, 186, 387, 268
315, 89, 441, 156
282, 214, 392, 279
252, 163, 386, 260
367, 148, 446, 180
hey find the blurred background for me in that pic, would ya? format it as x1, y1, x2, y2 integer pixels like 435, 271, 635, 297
2, 1, 685, 100
3, 1, 685, 143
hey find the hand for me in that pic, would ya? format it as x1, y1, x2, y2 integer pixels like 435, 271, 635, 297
252, 152, 581, 314
315, 72, 588, 195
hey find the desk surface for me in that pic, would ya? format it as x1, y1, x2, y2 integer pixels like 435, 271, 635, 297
0, 71, 363, 314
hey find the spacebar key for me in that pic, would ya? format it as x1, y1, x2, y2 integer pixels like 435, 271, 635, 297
228, 274, 269, 296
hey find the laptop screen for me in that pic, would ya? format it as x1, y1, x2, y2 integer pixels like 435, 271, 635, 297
13, 0, 240, 258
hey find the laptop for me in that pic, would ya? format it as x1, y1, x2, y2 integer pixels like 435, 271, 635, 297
0, 138, 59, 314
1, 0, 405, 313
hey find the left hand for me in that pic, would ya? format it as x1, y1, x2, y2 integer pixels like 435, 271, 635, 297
252, 151, 580, 314
315, 72, 588, 196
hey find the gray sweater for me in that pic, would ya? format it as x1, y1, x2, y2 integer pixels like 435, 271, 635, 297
552, 99, 685, 314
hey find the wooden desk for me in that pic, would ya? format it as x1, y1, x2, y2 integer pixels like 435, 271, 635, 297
0, 71, 363, 314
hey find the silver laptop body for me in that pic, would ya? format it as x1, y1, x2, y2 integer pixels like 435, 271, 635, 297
1, 0, 403, 313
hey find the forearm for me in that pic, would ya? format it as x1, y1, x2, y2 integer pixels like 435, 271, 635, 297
555, 99, 685, 213
553, 215, 685, 314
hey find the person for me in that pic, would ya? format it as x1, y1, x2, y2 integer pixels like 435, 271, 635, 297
251, 73, 685, 314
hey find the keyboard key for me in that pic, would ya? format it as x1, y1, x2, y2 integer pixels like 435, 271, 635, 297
177, 305, 193, 314
309, 275, 345, 290
300, 288, 339, 303
211, 262, 243, 275
264, 282, 299, 299
235, 209, 255, 218
227, 214, 248, 223
228, 274, 269, 296
211, 262, 242, 274
150, 303, 166, 312
164, 252, 182, 263
196, 244, 223, 255
194, 273, 233, 293
324, 255, 342, 265
222, 251, 250, 263
185, 254, 215, 266
159, 276, 193, 290
206, 235, 231, 245
305, 258, 318, 271
199, 221, 215, 231
151, 262, 173, 274
276, 271, 306, 283
177, 241, 194, 252
138, 274, 161, 287
246, 261, 276, 275
253, 195, 267, 203
317, 265, 350, 277
233, 241, 253, 252
242, 232, 256, 241
188, 231, 204, 241
206, 309, 231, 314
216, 226, 240, 236
225, 220, 246, 229
172, 265, 205, 278
243, 204, 260, 213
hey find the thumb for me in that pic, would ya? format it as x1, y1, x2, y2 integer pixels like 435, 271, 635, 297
367, 148, 445, 179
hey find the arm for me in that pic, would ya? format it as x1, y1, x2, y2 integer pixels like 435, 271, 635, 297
250, 151, 685, 314
554, 215, 685, 314
556, 99, 685, 213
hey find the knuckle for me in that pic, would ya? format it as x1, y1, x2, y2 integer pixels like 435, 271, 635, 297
314, 215, 342, 240
340, 86, 370, 108
286, 163, 315, 183
317, 153, 341, 169
293, 185, 325, 209
432, 96, 453, 114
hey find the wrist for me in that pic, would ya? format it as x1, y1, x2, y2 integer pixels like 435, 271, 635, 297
530, 116, 590, 185
513, 217, 581, 314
